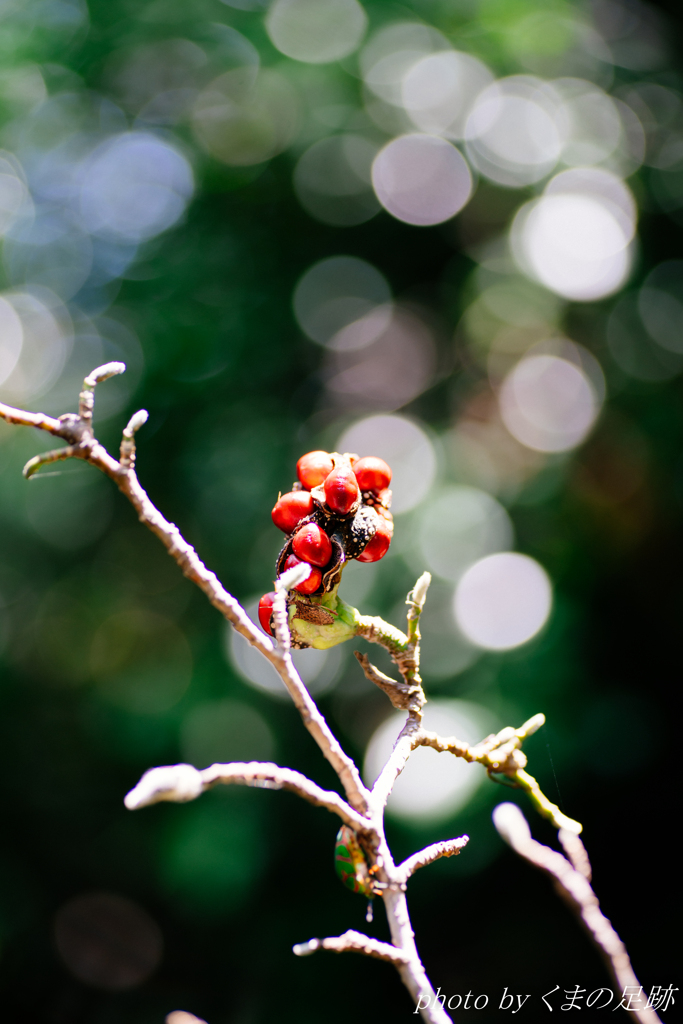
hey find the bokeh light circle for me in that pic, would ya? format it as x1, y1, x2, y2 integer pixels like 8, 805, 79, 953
499, 352, 601, 453
402, 51, 494, 140
418, 486, 513, 582
54, 892, 163, 991
454, 552, 552, 650
79, 133, 194, 243
293, 134, 380, 226
371, 134, 472, 226
510, 169, 637, 303
192, 69, 299, 167
266, 0, 367, 64
465, 76, 563, 187
364, 700, 497, 822
336, 414, 436, 513
293, 256, 391, 346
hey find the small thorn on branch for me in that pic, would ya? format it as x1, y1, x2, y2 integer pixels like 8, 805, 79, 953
120, 409, 149, 469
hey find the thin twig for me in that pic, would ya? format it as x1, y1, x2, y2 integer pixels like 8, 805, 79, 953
23, 445, 79, 480
353, 651, 421, 711
493, 804, 660, 1024
0, 367, 371, 818
559, 828, 592, 881
119, 408, 149, 470
418, 715, 583, 833
293, 929, 409, 965
397, 836, 470, 883
125, 761, 370, 832
371, 715, 423, 811
353, 572, 430, 706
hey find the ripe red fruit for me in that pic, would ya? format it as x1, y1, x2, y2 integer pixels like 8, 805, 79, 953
271, 490, 314, 533
357, 515, 392, 563
297, 450, 334, 489
258, 592, 276, 635
292, 522, 333, 567
353, 456, 392, 493
284, 554, 322, 594
324, 466, 360, 515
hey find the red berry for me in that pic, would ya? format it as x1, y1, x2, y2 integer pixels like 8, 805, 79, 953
284, 554, 322, 594
357, 516, 392, 563
258, 592, 276, 635
297, 450, 334, 489
292, 522, 333, 567
324, 466, 360, 515
271, 490, 314, 533
353, 456, 392, 493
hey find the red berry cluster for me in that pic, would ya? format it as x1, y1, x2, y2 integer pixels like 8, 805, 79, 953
258, 450, 394, 636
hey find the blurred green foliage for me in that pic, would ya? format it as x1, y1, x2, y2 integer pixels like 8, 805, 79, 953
0, 0, 680, 1020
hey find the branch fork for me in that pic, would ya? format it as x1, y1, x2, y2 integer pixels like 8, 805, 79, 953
0, 364, 650, 1024
493, 804, 659, 1024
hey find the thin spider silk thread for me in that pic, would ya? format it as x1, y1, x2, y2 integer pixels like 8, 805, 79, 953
542, 723, 566, 814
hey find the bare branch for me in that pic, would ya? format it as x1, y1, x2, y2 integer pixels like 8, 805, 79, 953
354, 576, 429, 707
493, 804, 660, 1024
0, 371, 372, 817
353, 651, 421, 711
124, 760, 371, 831
83, 361, 127, 388
80, 361, 126, 425
559, 828, 592, 881
293, 929, 409, 966
513, 768, 583, 834
23, 445, 79, 480
352, 574, 429, 745
397, 835, 469, 883
418, 714, 583, 834
119, 409, 149, 470
371, 715, 423, 811
0, 401, 63, 435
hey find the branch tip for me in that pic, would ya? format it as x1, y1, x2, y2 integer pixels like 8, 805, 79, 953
23, 445, 78, 480
408, 571, 431, 610
492, 802, 531, 847
293, 939, 320, 957
276, 561, 311, 591
398, 834, 470, 881
83, 362, 126, 389
296, 930, 409, 965
123, 409, 149, 437
124, 763, 203, 809
517, 712, 545, 738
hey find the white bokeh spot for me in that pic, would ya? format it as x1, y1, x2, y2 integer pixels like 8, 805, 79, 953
454, 552, 552, 651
